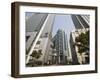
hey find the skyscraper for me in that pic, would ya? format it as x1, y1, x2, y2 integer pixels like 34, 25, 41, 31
26, 13, 55, 66
53, 29, 69, 64
71, 15, 89, 29
70, 15, 90, 64
26, 13, 48, 51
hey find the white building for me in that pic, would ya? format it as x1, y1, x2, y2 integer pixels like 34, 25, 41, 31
26, 13, 55, 66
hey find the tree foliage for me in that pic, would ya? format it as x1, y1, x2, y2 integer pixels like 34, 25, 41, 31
75, 31, 89, 54
30, 50, 42, 59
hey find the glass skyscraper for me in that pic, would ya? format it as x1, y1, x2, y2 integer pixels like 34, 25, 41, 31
53, 29, 69, 64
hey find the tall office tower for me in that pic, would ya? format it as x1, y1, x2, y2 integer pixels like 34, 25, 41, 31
25, 13, 55, 66
70, 15, 90, 64
71, 15, 89, 29
53, 29, 69, 64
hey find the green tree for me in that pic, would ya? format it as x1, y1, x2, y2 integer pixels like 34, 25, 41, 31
30, 50, 42, 59
27, 50, 43, 66
75, 31, 89, 54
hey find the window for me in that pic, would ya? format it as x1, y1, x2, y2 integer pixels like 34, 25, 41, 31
44, 32, 48, 37
26, 36, 30, 41
36, 41, 41, 44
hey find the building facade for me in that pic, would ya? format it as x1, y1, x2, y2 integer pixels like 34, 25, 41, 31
71, 15, 89, 29
26, 13, 55, 66
53, 29, 69, 65
70, 29, 89, 64
26, 13, 48, 51
70, 15, 90, 64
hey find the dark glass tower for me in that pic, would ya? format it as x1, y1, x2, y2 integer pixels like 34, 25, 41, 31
71, 15, 89, 29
